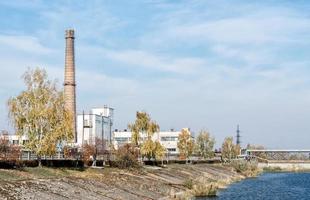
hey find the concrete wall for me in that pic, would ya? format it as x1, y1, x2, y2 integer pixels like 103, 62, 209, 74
259, 162, 310, 170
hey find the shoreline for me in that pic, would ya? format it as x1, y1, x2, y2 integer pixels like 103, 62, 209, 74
0, 163, 254, 200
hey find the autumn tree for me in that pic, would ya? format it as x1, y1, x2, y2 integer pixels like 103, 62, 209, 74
81, 137, 107, 166
114, 143, 139, 168
128, 112, 159, 146
140, 139, 166, 161
8, 68, 73, 166
154, 141, 166, 164
0, 137, 21, 160
221, 137, 240, 161
141, 139, 156, 160
128, 111, 166, 161
195, 130, 215, 159
177, 128, 194, 162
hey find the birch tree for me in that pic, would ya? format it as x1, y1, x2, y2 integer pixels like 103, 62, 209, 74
8, 68, 73, 166
128, 111, 159, 146
195, 130, 215, 159
221, 137, 240, 161
177, 128, 194, 163
128, 111, 166, 161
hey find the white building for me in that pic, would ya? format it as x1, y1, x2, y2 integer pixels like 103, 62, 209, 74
76, 106, 114, 147
113, 128, 191, 155
0, 134, 28, 146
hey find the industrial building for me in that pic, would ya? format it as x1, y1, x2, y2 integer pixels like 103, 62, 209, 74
0, 133, 28, 146
76, 107, 114, 147
113, 128, 192, 156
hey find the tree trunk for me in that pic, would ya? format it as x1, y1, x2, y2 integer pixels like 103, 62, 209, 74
92, 154, 96, 167
38, 156, 42, 167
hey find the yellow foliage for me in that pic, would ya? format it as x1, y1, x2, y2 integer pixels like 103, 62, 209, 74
7, 68, 73, 157
128, 111, 159, 146
221, 137, 240, 161
177, 128, 194, 160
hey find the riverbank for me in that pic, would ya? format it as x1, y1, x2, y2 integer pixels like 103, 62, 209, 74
0, 163, 255, 200
259, 162, 310, 172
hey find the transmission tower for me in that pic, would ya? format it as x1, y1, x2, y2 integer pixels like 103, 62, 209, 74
236, 125, 241, 145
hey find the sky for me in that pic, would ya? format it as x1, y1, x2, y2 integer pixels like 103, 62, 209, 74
0, 0, 310, 149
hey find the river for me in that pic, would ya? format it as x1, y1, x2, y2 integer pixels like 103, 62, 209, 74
198, 172, 310, 200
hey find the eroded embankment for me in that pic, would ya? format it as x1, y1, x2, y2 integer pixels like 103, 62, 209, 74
0, 164, 246, 200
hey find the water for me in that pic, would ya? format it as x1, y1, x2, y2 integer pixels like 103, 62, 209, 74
198, 172, 310, 200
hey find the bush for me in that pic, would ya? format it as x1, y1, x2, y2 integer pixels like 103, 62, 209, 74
113, 144, 139, 169
263, 166, 282, 172
183, 179, 193, 189
230, 160, 259, 177
191, 182, 218, 197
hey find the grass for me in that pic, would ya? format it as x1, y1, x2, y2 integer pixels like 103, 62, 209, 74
0, 167, 91, 181
183, 178, 193, 189
263, 166, 282, 172
191, 182, 218, 197
0, 169, 23, 181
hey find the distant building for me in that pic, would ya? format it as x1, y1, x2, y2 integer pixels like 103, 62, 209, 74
113, 128, 192, 156
0, 133, 28, 146
76, 106, 114, 147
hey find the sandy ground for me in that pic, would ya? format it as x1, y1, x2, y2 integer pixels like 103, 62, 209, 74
0, 164, 244, 200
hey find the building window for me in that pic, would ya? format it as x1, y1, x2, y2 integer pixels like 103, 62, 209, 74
22, 140, 29, 145
167, 148, 176, 152
115, 137, 130, 143
84, 120, 92, 128
161, 136, 178, 141
13, 140, 19, 145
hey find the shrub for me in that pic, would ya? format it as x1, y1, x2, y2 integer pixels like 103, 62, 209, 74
113, 144, 139, 169
0, 138, 21, 160
263, 166, 282, 172
191, 182, 218, 197
183, 179, 193, 189
230, 160, 259, 177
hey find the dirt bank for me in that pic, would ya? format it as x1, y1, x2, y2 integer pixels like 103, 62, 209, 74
0, 164, 246, 200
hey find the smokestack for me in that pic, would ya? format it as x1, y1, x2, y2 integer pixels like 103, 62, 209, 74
64, 29, 77, 142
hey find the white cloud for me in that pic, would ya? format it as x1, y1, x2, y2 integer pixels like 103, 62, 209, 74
0, 35, 53, 54
104, 49, 204, 74
165, 16, 310, 45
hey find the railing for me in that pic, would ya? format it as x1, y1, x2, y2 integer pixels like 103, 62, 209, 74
20, 151, 65, 160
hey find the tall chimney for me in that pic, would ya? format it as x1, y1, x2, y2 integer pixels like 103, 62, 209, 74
64, 29, 77, 142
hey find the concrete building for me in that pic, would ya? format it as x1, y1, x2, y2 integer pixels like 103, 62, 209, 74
0, 133, 28, 146
76, 106, 114, 147
113, 128, 192, 156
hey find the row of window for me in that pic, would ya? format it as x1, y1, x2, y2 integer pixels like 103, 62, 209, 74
167, 148, 176, 152
114, 136, 179, 143
115, 137, 130, 143
12, 140, 28, 145
160, 136, 178, 141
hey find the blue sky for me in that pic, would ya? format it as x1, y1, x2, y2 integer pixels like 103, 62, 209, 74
0, 0, 310, 148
